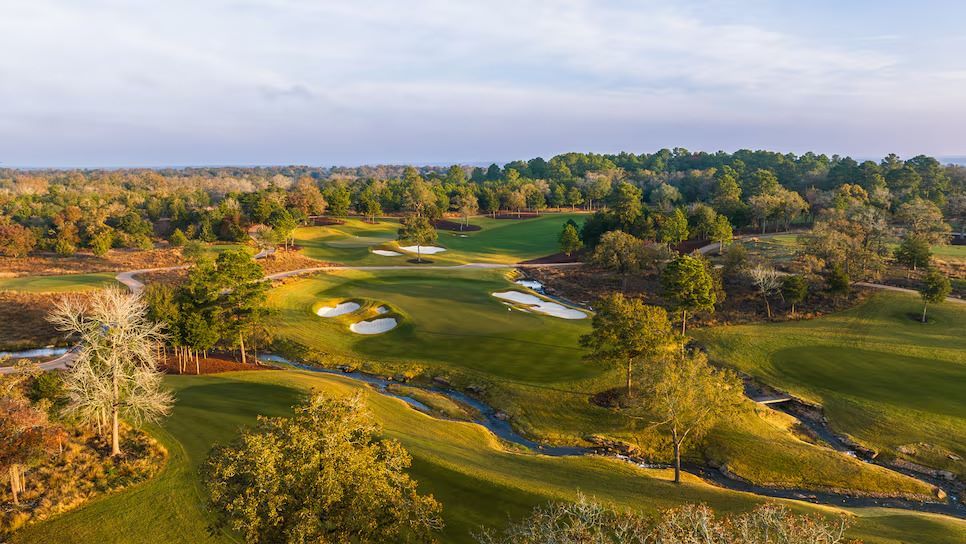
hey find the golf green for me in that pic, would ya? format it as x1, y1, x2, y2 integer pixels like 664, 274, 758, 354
694, 291, 966, 476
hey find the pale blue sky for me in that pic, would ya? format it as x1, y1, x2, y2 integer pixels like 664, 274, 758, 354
2, 0, 966, 166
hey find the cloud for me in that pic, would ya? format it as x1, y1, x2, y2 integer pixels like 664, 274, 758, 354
0, 0, 963, 165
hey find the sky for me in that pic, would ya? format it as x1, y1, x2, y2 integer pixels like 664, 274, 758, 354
3, 0, 966, 167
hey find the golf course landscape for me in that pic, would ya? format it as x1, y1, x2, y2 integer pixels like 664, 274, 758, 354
695, 291, 966, 479
12, 370, 966, 544
293, 214, 585, 266
3, 154, 965, 544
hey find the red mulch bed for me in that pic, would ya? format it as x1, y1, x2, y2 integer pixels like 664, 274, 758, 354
520, 251, 583, 264
493, 212, 541, 220
159, 353, 278, 375
671, 239, 710, 254
432, 219, 482, 232
309, 217, 347, 226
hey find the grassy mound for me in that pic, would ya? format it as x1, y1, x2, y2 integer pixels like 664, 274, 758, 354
13, 371, 965, 543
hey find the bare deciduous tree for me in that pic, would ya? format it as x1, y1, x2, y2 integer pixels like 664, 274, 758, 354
748, 265, 784, 319
49, 288, 173, 456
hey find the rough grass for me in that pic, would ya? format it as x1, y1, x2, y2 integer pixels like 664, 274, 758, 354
13, 371, 966, 544
293, 213, 586, 266
0, 273, 119, 293
2, 425, 165, 535
267, 270, 933, 497
693, 291, 966, 477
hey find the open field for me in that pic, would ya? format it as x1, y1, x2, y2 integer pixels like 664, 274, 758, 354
694, 291, 966, 477
267, 269, 935, 497
932, 243, 966, 264
293, 213, 585, 266
14, 370, 966, 544
0, 272, 119, 293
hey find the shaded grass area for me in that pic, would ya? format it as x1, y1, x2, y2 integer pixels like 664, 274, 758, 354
693, 291, 966, 477
293, 214, 586, 266
267, 270, 933, 497
15, 371, 966, 543
0, 272, 119, 293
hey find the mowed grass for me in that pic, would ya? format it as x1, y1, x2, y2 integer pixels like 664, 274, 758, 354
267, 270, 934, 497
694, 292, 966, 475
0, 272, 118, 292
931, 243, 966, 264
293, 213, 586, 266
268, 268, 594, 382
15, 370, 966, 544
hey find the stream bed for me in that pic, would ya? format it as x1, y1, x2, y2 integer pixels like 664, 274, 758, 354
260, 354, 963, 518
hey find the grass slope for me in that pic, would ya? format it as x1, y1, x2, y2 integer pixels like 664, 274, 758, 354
293, 214, 585, 266
694, 291, 966, 476
15, 370, 966, 544
267, 270, 934, 497
0, 272, 119, 293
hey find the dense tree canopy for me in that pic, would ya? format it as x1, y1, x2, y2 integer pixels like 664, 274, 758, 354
203, 393, 443, 544
0, 149, 960, 259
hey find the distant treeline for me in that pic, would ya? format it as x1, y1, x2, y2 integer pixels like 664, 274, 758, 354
0, 149, 963, 258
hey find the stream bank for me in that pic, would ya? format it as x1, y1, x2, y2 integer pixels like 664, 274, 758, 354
260, 354, 964, 519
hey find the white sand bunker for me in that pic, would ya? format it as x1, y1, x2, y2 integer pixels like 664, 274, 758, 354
350, 318, 398, 334
515, 280, 543, 290
373, 249, 403, 256
375, 306, 389, 314
492, 291, 587, 320
316, 301, 361, 317
399, 245, 447, 254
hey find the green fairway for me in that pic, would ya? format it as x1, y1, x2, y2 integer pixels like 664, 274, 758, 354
268, 267, 593, 382
293, 213, 586, 266
15, 370, 965, 544
0, 272, 118, 292
694, 292, 966, 477
267, 270, 935, 498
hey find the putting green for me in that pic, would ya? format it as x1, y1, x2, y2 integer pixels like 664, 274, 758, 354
293, 213, 586, 266
0, 272, 119, 293
267, 269, 934, 498
694, 292, 966, 477
14, 370, 965, 544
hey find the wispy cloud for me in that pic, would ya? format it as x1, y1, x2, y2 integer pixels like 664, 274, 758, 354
0, 0, 964, 165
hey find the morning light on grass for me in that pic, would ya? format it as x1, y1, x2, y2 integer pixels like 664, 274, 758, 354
1, 2, 965, 543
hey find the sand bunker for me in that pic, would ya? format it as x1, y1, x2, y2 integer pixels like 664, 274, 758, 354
492, 291, 587, 320
398, 245, 446, 254
375, 306, 389, 314
515, 280, 544, 290
316, 301, 361, 317
373, 249, 403, 256
350, 317, 398, 334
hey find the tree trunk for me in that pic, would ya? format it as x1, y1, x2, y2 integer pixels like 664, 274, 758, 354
111, 361, 121, 456
763, 295, 772, 318
673, 441, 682, 484
196, 351, 200, 375
9, 465, 20, 505
626, 359, 632, 396
922, 303, 928, 323
417, 246, 422, 263
239, 334, 247, 365
680, 310, 687, 335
